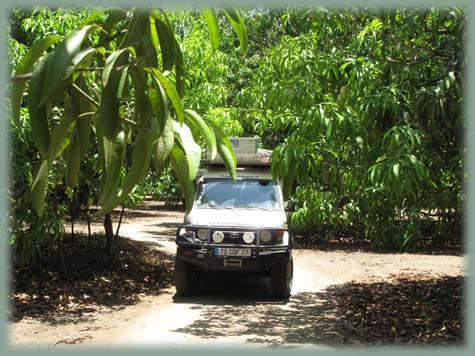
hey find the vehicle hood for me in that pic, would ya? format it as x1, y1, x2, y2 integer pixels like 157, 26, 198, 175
184, 208, 287, 228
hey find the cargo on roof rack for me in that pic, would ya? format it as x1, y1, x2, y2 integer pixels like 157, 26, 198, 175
202, 136, 272, 166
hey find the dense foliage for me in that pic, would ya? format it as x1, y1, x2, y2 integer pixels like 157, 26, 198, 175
238, 8, 465, 249
8, 7, 465, 265
8, 8, 246, 263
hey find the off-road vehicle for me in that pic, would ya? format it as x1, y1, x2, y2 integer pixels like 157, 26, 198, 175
175, 137, 293, 298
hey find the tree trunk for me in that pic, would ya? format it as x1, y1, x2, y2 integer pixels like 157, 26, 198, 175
104, 213, 114, 257
70, 198, 75, 242
115, 205, 125, 238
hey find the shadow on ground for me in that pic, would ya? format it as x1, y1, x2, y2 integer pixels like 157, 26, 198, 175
10, 235, 175, 325
173, 273, 463, 346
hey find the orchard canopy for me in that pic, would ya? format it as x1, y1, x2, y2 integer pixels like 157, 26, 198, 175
8, 7, 465, 262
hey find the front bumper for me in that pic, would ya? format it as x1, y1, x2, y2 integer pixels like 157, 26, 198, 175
175, 225, 293, 271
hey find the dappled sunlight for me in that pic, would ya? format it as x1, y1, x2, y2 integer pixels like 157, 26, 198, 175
172, 275, 463, 346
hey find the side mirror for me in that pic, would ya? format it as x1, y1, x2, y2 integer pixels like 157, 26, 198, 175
286, 200, 296, 213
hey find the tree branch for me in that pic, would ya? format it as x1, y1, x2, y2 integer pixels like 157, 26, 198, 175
10, 73, 33, 83
369, 52, 435, 66
72, 83, 100, 107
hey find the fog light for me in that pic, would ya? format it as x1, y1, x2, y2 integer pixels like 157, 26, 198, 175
260, 230, 272, 243
197, 229, 208, 241
212, 231, 224, 243
243, 232, 255, 244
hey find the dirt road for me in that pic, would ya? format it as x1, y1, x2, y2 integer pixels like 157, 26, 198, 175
9, 202, 465, 349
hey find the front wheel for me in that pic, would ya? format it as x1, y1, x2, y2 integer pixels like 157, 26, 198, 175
270, 256, 293, 298
174, 258, 194, 296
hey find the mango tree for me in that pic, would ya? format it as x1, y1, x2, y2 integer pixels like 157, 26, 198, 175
9, 7, 247, 257
237, 8, 464, 250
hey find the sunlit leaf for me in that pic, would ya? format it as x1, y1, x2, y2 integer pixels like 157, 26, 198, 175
10, 35, 62, 124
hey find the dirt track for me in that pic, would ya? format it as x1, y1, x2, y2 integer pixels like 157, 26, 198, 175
9, 201, 466, 349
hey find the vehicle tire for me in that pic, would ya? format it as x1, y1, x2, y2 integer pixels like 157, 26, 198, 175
270, 256, 293, 298
174, 258, 194, 296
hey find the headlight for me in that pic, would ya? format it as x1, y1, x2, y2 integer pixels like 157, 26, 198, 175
260, 230, 272, 243
243, 232, 255, 244
212, 231, 224, 243
197, 229, 208, 241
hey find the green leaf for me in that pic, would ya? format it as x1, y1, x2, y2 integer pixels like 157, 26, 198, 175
10, 35, 62, 124
392, 162, 400, 179
27, 52, 52, 158
98, 131, 126, 205
154, 17, 177, 73
64, 80, 93, 188
133, 69, 153, 127
147, 67, 184, 123
120, 10, 150, 48
98, 8, 127, 48
71, 79, 93, 159
97, 67, 128, 139
170, 144, 195, 213
64, 133, 81, 188
152, 113, 174, 173
100, 129, 153, 214
48, 113, 75, 160
209, 121, 237, 180
202, 8, 220, 53
141, 20, 159, 68
184, 109, 217, 160
223, 9, 248, 55
102, 47, 135, 87
175, 42, 185, 98
40, 25, 96, 105
174, 121, 201, 181
31, 160, 50, 217
148, 80, 168, 137
69, 47, 101, 82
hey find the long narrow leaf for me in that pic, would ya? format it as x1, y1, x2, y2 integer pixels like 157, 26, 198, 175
170, 144, 195, 213
174, 121, 201, 181
40, 25, 96, 105
120, 10, 150, 48
202, 8, 220, 53
64, 134, 81, 188
97, 67, 127, 139
10, 35, 62, 124
155, 18, 177, 72
209, 121, 237, 180
48, 113, 75, 160
175, 42, 185, 98
98, 131, 126, 205
148, 79, 168, 138
71, 78, 93, 159
27, 52, 52, 158
31, 160, 50, 217
153, 113, 174, 173
98, 8, 127, 47
223, 9, 248, 55
147, 67, 184, 123
100, 129, 153, 214
184, 109, 217, 160
102, 47, 135, 87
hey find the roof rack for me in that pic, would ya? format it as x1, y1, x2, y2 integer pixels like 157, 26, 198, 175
202, 137, 272, 166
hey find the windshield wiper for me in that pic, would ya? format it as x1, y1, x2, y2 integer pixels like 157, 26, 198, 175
201, 202, 234, 209
236, 204, 272, 211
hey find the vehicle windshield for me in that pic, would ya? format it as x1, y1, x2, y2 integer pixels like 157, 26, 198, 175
195, 179, 282, 210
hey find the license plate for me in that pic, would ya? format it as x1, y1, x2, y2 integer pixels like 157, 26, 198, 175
213, 247, 251, 257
